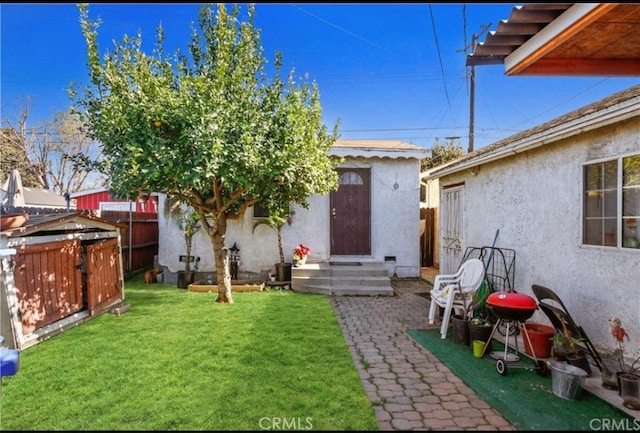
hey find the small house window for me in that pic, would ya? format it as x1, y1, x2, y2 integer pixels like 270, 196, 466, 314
583, 153, 640, 249
339, 172, 364, 185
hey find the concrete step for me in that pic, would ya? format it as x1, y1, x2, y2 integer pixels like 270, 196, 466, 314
291, 261, 393, 296
293, 275, 392, 287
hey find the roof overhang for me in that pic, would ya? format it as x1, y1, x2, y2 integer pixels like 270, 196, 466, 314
427, 86, 640, 179
467, 3, 640, 76
330, 140, 428, 160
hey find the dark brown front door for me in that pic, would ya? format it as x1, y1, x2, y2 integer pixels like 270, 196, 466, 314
330, 168, 371, 255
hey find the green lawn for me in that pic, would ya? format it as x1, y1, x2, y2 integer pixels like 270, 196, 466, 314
1, 274, 378, 431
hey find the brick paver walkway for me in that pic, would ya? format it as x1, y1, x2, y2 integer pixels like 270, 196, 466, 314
330, 278, 515, 430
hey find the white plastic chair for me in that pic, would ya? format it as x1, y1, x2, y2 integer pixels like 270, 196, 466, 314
427, 258, 486, 339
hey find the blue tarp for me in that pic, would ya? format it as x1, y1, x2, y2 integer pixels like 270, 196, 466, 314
0, 346, 19, 376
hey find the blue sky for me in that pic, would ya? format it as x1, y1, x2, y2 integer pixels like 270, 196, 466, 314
2, 3, 639, 151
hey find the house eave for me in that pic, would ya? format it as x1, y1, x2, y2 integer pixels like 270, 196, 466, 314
505, 3, 602, 76
427, 94, 640, 179
330, 147, 427, 160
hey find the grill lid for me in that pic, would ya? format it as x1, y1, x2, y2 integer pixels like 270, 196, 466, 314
487, 292, 537, 310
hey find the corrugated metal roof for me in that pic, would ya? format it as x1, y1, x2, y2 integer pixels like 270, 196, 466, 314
466, 3, 573, 67
466, 3, 640, 76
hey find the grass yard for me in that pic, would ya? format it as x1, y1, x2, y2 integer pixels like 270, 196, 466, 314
1, 274, 378, 431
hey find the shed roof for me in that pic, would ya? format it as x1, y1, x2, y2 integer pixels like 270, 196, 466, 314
0, 186, 73, 209
1, 212, 126, 238
427, 84, 640, 179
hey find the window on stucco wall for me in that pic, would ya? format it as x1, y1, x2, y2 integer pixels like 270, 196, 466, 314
583, 154, 640, 249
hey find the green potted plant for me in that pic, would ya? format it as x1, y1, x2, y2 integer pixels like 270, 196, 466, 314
177, 208, 201, 289
466, 281, 494, 351
550, 332, 572, 361
252, 207, 292, 282
554, 311, 591, 375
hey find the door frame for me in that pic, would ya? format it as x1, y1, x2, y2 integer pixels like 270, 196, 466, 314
440, 183, 464, 273
330, 167, 371, 256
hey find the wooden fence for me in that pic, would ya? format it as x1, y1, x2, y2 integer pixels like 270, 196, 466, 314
100, 211, 159, 274
420, 207, 435, 267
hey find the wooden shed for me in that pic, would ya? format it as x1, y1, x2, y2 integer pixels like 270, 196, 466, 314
0, 212, 126, 350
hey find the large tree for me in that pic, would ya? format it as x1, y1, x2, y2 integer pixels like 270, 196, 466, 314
29, 110, 103, 195
72, 3, 340, 303
1, 106, 103, 193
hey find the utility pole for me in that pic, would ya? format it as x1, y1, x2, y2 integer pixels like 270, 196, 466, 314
464, 24, 491, 154
468, 33, 477, 153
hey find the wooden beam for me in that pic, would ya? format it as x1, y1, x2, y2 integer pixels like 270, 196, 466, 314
507, 4, 618, 75
508, 58, 640, 77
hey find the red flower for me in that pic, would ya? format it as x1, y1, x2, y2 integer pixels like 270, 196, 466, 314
293, 243, 310, 259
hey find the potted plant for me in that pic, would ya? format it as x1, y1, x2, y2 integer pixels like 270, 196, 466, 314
177, 207, 201, 289
252, 207, 292, 282
550, 332, 572, 361
554, 311, 591, 375
292, 243, 310, 267
466, 280, 494, 351
606, 317, 640, 408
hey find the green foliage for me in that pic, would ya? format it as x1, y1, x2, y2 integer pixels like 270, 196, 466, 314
72, 4, 341, 300
177, 207, 201, 272
421, 137, 465, 171
252, 208, 291, 265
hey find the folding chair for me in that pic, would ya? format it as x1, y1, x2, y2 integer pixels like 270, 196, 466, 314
531, 284, 604, 372
428, 258, 485, 339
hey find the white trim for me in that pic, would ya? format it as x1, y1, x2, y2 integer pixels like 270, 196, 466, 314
100, 201, 133, 212
69, 186, 108, 198
330, 146, 427, 160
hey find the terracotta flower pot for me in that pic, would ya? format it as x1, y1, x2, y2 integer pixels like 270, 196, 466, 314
520, 323, 555, 358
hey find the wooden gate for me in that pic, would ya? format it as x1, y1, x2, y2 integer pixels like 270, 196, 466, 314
86, 238, 123, 315
420, 207, 435, 266
13, 239, 83, 334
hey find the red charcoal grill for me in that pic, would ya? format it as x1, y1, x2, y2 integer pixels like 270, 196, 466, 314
483, 292, 550, 377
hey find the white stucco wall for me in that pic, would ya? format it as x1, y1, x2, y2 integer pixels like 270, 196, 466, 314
439, 117, 640, 359
157, 155, 422, 280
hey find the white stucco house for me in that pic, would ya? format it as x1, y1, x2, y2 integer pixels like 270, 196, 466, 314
424, 84, 640, 360
156, 139, 427, 285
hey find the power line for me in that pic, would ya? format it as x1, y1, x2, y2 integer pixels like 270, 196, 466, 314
428, 4, 455, 125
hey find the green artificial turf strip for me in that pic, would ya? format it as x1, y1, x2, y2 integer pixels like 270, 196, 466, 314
408, 328, 636, 431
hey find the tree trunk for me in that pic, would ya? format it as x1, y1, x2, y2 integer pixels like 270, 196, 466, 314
210, 224, 233, 304
277, 226, 285, 266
